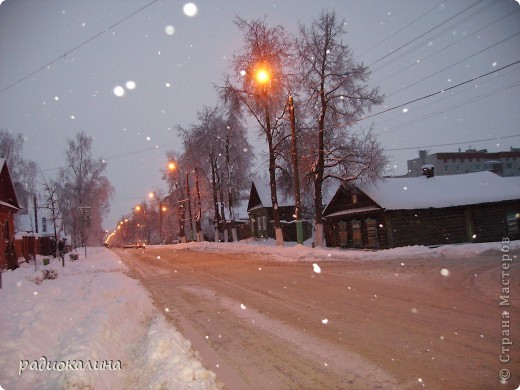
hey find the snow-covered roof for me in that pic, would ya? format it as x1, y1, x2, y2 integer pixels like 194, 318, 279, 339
232, 199, 250, 221
325, 206, 382, 218
357, 171, 520, 210
0, 200, 19, 210
252, 177, 294, 208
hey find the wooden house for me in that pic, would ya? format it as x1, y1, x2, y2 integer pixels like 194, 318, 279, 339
0, 159, 21, 269
247, 178, 295, 239
323, 171, 520, 249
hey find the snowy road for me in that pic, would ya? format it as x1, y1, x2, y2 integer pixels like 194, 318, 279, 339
114, 246, 519, 389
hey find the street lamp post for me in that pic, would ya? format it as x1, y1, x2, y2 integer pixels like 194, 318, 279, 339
185, 171, 195, 241
225, 126, 238, 242
288, 94, 303, 244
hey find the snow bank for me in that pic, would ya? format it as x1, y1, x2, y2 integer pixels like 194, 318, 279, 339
0, 247, 220, 390
153, 238, 520, 262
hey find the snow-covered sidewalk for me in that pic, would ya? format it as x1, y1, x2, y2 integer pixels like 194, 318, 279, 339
0, 247, 220, 390
154, 237, 520, 262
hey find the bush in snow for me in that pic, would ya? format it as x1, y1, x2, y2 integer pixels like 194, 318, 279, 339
43, 269, 58, 280
69, 253, 79, 261
31, 269, 58, 285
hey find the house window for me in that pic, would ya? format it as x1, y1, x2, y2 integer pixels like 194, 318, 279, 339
475, 164, 480, 171
42, 217, 47, 233
262, 216, 267, 231
444, 165, 448, 172
351, 220, 362, 248
257, 216, 262, 231
352, 194, 358, 204
506, 212, 518, 235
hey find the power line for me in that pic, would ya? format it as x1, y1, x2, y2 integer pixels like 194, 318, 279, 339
370, 0, 497, 74
360, 59, 520, 121
368, 0, 487, 68
384, 134, 520, 152
0, 0, 160, 93
378, 79, 520, 135
358, 0, 445, 58
386, 30, 520, 98
372, 7, 519, 86
373, 65, 520, 126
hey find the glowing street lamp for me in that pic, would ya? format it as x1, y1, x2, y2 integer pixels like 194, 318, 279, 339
168, 161, 176, 171
255, 69, 270, 85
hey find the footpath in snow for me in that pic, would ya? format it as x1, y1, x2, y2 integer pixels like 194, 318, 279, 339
0, 247, 220, 390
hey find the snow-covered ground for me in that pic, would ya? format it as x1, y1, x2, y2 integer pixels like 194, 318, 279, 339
1, 239, 518, 389
166, 237, 520, 262
0, 247, 220, 390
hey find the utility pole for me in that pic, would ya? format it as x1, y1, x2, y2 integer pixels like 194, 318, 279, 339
289, 94, 303, 244
225, 126, 238, 242
194, 167, 203, 242
185, 171, 195, 241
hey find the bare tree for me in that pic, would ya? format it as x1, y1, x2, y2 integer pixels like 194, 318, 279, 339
40, 177, 62, 255
58, 132, 113, 247
296, 11, 386, 247
220, 17, 293, 246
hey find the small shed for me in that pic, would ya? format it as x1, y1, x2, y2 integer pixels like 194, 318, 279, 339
323, 171, 520, 249
0, 159, 21, 269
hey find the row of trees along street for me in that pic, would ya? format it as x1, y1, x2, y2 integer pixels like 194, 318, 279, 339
161, 10, 388, 247
0, 129, 113, 248
2, 10, 387, 249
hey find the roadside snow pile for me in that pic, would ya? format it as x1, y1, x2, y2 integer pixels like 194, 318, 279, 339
154, 239, 520, 262
0, 247, 220, 390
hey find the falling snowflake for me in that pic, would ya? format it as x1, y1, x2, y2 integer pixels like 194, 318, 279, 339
440, 268, 450, 277
113, 86, 125, 97
313, 263, 321, 274
125, 80, 136, 90
322, 318, 329, 324
402, 108, 408, 113
240, 304, 246, 310
183, 2, 198, 17
165, 25, 175, 35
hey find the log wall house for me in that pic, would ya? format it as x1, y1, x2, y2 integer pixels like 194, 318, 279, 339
0, 159, 21, 269
323, 171, 520, 249
247, 179, 313, 241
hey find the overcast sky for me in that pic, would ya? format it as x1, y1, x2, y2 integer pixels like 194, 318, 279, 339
1, 0, 519, 231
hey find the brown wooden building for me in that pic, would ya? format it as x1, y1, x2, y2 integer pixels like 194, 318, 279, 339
247, 179, 313, 241
323, 171, 520, 249
0, 159, 21, 269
